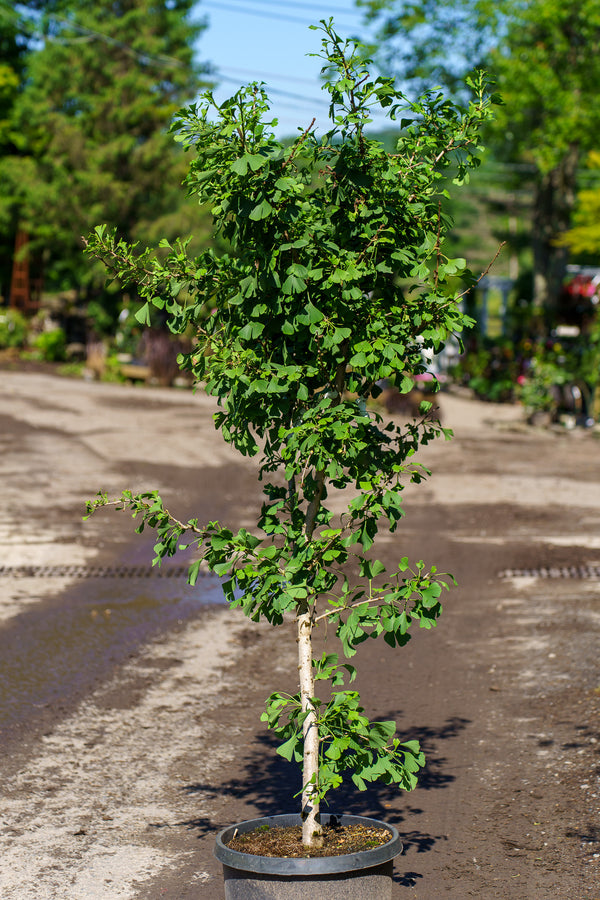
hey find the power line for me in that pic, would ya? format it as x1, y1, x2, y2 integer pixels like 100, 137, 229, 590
224, 0, 364, 18
9, 2, 392, 129
214, 74, 394, 124
220, 65, 320, 86
217, 73, 329, 107
202, 0, 359, 31
9, 4, 358, 90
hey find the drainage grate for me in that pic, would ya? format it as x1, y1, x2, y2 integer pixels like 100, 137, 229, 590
500, 565, 600, 580
0, 564, 204, 579
5, 564, 598, 581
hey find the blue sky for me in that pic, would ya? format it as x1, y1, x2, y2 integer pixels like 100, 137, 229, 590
192, 0, 384, 136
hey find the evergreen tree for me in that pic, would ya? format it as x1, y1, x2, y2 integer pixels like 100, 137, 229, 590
0, 1, 31, 295
1, 0, 209, 318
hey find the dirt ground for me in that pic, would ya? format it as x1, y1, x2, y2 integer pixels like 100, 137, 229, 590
1, 368, 600, 899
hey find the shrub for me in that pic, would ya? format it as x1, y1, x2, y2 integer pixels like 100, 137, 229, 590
33, 328, 67, 362
0, 309, 29, 349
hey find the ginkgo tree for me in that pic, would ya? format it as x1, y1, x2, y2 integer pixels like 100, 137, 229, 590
85, 21, 496, 849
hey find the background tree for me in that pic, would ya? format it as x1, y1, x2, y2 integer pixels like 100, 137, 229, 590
0, 1, 31, 296
358, 0, 600, 324
558, 151, 600, 259
0, 0, 210, 324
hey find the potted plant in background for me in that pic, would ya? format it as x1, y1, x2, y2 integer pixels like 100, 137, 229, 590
85, 20, 496, 898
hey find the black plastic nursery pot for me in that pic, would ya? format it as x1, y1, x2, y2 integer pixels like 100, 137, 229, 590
214, 813, 402, 899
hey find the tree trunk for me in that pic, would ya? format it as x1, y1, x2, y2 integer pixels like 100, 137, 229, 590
298, 467, 326, 848
531, 143, 579, 325
297, 367, 344, 847
298, 610, 323, 848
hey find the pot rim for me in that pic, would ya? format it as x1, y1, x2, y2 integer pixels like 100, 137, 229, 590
214, 812, 402, 876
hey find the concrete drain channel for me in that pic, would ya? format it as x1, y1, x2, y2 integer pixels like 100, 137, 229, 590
0, 564, 200, 579
500, 565, 600, 580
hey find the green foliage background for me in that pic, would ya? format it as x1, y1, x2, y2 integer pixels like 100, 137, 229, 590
358, 0, 600, 315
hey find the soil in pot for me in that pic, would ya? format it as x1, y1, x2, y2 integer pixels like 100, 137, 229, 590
226, 820, 392, 859
216, 814, 401, 899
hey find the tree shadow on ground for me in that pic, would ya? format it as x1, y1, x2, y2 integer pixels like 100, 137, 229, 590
565, 822, 600, 843
177, 712, 470, 869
